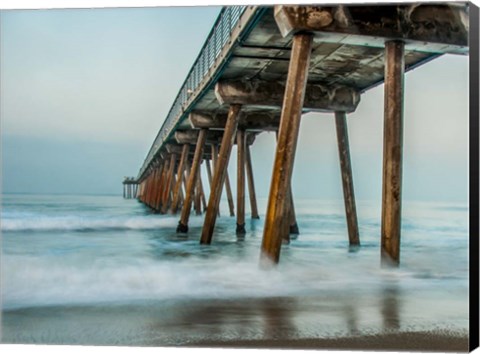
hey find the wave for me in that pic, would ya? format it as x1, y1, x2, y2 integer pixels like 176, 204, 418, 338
1, 248, 468, 310
1, 215, 187, 232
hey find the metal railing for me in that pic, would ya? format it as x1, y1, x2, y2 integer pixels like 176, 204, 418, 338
137, 6, 249, 179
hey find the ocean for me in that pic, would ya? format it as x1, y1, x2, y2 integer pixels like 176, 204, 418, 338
0, 193, 469, 347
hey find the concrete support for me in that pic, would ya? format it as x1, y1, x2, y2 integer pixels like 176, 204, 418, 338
190, 111, 281, 131
245, 142, 260, 219
335, 111, 360, 246
200, 105, 242, 244
273, 4, 468, 55
177, 129, 207, 233
171, 144, 190, 214
381, 40, 405, 266
216, 79, 360, 113
236, 130, 246, 234
261, 33, 313, 265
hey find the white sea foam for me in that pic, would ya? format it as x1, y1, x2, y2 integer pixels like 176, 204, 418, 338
1, 214, 189, 232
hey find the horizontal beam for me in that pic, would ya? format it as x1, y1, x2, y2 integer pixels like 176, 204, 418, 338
274, 5, 468, 55
189, 111, 280, 131
175, 129, 257, 146
215, 79, 360, 113
175, 130, 224, 145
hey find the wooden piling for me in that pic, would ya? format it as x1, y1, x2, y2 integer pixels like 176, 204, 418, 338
261, 33, 313, 265
213, 144, 235, 216
171, 144, 190, 214
145, 170, 156, 208
275, 130, 300, 237
381, 40, 405, 266
199, 172, 207, 212
245, 142, 260, 219
205, 158, 213, 186
335, 111, 360, 246
150, 164, 162, 211
200, 105, 242, 244
288, 186, 299, 235
162, 153, 177, 213
156, 159, 169, 211
236, 130, 246, 234
194, 168, 202, 215
207, 148, 221, 217
225, 171, 235, 217
177, 129, 207, 233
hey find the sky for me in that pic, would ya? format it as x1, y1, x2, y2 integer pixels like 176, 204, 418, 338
0, 4, 470, 203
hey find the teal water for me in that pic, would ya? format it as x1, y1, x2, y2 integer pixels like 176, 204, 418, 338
0, 194, 469, 345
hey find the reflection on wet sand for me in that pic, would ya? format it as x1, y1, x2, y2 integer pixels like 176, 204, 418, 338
143, 285, 402, 345
381, 283, 401, 330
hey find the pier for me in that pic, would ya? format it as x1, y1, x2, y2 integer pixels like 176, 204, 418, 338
122, 177, 138, 199
130, 4, 469, 265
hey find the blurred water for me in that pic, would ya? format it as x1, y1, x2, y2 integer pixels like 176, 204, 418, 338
0, 194, 469, 345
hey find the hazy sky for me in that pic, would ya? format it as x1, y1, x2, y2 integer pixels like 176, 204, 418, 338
1, 5, 469, 203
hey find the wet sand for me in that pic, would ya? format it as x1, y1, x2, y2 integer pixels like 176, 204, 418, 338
189, 331, 469, 352
1, 295, 469, 350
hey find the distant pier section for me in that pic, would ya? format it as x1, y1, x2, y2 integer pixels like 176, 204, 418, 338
122, 177, 138, 199
126, 4, 470, 265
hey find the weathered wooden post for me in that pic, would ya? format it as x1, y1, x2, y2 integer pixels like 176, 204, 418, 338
199, 172, 207, 212
245, 142, 260, 219
381, 40, 405, 266
261, 33, 313, 264
161, 153, 177, 213
156, 159, 169, 211
212, 144, 235, 216
335, 111, 360, 246
149, 164, 160, 210
200, 105, 242, 244
275, 130, 299, 238
171, 144, 190, 214
123, 183, 126, 198
236, 130, 246, 234
177, 129, 207, 233
145, 169, 156, 208
224, 172, 235, 217
194, 168, 202, 215
288, 186, 299, 235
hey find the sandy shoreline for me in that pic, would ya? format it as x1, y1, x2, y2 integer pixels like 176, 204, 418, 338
186, 331, 470, 352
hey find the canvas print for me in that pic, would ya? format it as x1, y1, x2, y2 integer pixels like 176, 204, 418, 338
1, 1, 477, 352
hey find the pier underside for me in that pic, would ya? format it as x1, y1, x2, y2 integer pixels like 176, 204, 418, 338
134, 3, 469, 266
